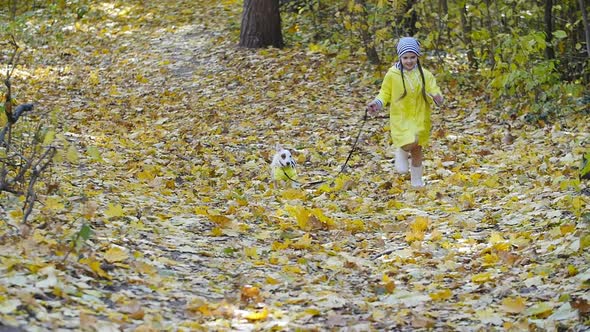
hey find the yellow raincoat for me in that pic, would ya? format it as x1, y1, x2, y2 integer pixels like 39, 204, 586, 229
376, 65, 442, 148
273, 166, 297, 182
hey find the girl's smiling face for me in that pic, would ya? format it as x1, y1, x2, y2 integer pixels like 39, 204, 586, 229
400, 52, 418, 71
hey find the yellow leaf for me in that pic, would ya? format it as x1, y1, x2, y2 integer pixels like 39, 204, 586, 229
492, 242, 510, 251
481, 253, 500, 267
134, 262, 157, 276
210, 227, 223, 236
472, 272, 493, 284
283, 265, 304, 274
32, 230, 48, 244
411, 216, 429, 232
194, 206, 208, 215
489, 232, 505, 244
80, 257, 111, 279
271, 240, 290, 251
44, 196, 64, 211
382, 273, 391, 283
109, 85, 120, 96
244, 247, 259, 259
208, 214, 232, 228
42, 130, 55, 145
0, 111, 7, 126
135, 74, 149, 84
345, 219, 365, 233
572, 196, 583, 217
86, 146, 103, 162
244, 307, 268, 321
308, 43, 326, 54
104, 203, 124, 218
489, 232, 510, 251
405, 229, 425, 243
281, 188, 305, 200
104, 247, 129, 263
560, 224, 575, 235
9, 209, 23, 219
305, 308, 321, 316
525, 302, 553, 317
291, 233, 312, 249
89, 70, 100, 85
186, 297, 212, 316
286, 205, 310, 230
429, 289, 453, 301
567, 264, 578, 276
66, 145, 79, 163
136, 168, 156, 181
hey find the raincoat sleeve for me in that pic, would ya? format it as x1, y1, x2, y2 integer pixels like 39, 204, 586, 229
376, 70, 394, 106
425, 71, 442, 96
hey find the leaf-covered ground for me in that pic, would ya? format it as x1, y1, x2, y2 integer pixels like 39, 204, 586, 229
1, 1, 589, 331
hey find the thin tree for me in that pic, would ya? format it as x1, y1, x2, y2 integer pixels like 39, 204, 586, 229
239, 0, 284, 48
580, 0, 590, 58
355, 0, 380, 65
459, 2, 476, 68
544, 0, 555, 59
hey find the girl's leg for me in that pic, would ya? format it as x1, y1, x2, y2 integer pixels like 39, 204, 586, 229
401, 141, 421, 165
402, 142, 424, 187
395, 149, 409, 173
409, 144, 422, 167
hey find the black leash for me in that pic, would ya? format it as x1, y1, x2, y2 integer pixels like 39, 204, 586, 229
281, 108, 369, 187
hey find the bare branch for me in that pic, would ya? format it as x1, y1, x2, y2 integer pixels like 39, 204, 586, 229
0, 36, 56, 226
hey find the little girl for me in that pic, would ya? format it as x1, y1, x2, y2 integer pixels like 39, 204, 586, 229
367, 37, 443, 188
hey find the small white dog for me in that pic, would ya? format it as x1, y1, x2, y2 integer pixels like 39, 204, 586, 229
270, 143, 298, 188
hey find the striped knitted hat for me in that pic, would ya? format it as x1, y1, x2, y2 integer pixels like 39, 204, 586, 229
397, 37, 421, 57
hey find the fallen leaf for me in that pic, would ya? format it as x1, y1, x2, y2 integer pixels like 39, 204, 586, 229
501, 296, 527, 314
104, 246, 129, 263
244, 307, 269, 321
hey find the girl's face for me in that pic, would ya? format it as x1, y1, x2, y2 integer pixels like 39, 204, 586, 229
400, 52, 418, 71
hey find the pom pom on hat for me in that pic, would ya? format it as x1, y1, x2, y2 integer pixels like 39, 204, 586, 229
397, 37, 421, 57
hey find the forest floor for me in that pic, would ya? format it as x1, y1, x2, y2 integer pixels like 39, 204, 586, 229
1, 1, 589, 331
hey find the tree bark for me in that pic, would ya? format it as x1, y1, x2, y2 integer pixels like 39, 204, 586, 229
401, 0, 418, 36
544, 0, 555, 59
239, 0, 284, 48
10, 0, 17, 20
483, 0, 496, 67
459, 2, 476, 68
436, 0, 449, 54
580, 0, 590, 58
355, 0, 380, 65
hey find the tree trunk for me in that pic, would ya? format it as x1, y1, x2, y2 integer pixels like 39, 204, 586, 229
239, 0, 284, 48
460, 3, 476, 68
10, 0, 17, 20
483, 0, 496, 67
401, 0, 418, 36
580, 0, 590, 58
544, 0, 555, 59
436, 0, 449, 55
355, 0, 380, 65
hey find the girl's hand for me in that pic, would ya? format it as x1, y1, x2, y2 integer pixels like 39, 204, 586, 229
366, 100, 382, 116
430, 94, 444, 106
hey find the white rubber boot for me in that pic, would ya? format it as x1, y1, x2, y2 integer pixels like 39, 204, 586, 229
410, 165, 425, 188
395, 149, 409, 173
